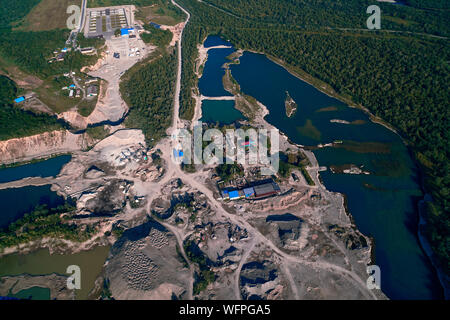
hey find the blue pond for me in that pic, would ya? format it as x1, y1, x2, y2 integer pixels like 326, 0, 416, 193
198, 43, 234, 97
0, 155, 71, 184
0, 185, 65, 229
228, 50, 443, 299
203, 35, 233, 48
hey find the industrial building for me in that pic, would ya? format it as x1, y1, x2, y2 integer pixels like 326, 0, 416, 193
80, 47, 95, 54
220, 181, 280, 201
253, 182, 280, 198
243, 187, 255, 198
14, 96, 25, 103
120, 27, 135, 37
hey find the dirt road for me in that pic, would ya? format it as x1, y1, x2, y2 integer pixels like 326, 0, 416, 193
170, 0, 191, 133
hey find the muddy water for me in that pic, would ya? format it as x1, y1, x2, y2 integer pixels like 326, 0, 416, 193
0, 246, 110, 300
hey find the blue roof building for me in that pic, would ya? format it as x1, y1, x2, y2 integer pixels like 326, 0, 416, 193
121, 28, 134, 37
243, 187, 255, 198
14, 96, 25, 103
221, 190, 230, 200
228, 190, 240, 200
173, 149, 184, 160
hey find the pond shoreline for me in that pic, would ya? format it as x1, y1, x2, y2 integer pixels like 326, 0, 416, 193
227, 47, 443, 299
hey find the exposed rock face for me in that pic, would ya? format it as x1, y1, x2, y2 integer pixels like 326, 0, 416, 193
240, 260, 280, 300
85, 166, 105, 179
58, 111, 90, 130
265, 214, 305, 250
0, 130, 90, 164
84, 179, 129, 216
122, 241, 160, 291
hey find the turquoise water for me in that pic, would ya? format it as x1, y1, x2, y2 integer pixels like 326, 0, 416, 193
0, 155, 71, 183
201, 100, 245, 124
228, 51, 443, 299
0, 185, 65, 229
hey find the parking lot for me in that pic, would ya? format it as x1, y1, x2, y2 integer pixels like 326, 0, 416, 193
85, 6, 133, 39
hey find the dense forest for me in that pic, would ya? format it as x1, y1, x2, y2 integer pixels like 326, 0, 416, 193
0, 75, 62, 140
120, 50, 177, 146
177, 0, 449, 273
201, 0, 450, 37
406, 0, 450, 10
141, 24, 173, 47
0, 0, 41, 29
0, 201, 97, 248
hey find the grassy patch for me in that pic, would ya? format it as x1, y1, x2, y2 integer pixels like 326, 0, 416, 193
136, 3, 186, 26
77, 98, 97, 117
383, 15, 416, 27
35, 78, 81, 114
14, 0, 82, 31
88, 0, 155, 7
0, 0, 41, 29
